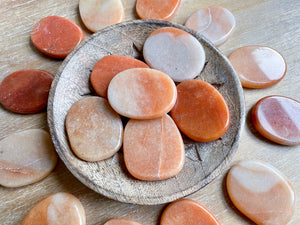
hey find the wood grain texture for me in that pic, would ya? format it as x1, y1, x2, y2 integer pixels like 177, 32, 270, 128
0, 0, 299, 224
47, 19, 244, 205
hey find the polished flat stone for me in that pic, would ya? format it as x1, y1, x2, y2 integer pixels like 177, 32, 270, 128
170, 79, 230, 142
0, 69, 54, 114
108, 68, 177, 119
0, 129, 57, 188
136, 0, 181, 21
124, 114, 184, 181
31, 16, 84, 58
252, 95, 300, 145
90, 55, 149, 98
21, 192, 86, 225
66, 96, 123, 162
143, 27, 205, 82
227, 160, 295, 225
229, 45, 286, 88
185, 6, 235, 46
104, 218, 142, 225
79, 0, 124, 32
160, 199, 220, 225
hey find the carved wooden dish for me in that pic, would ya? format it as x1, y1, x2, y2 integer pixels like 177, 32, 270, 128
48, 20, 245, 205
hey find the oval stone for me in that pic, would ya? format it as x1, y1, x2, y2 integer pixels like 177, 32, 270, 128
124, 114, 184, 181
228, 46, 286, 88
143, 27, 205, 82
252, 95, 300, 145
136, 0, 181, 21
0, 129, 57, 188
170, 79, 230, 142
227, 160, 295, 225
185, 6, 236, 46
31, 16, 84, 58
66, 96, 123, 162
104, 218, 142, 225
0, 69, 54, 114
90, 55, 149, 98
107, 68, 177, 119
160, 199, 220, 225
21, 192, 86, 225
79, 0, 124, 32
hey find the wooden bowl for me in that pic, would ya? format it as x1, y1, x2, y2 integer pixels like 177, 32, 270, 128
47, 20, 245, 205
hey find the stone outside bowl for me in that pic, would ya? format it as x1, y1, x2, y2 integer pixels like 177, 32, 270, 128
47, 19, 245, 205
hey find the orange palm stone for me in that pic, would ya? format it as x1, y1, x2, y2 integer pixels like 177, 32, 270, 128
123, 114, 184, 181
107, 68, 177, 119
31, 16, 84, 58
252, 95, 300, 145
136, 0, 181, 21
170, 79, 230, 142
160, 199, 220, 225
90, 55, 149, 98
228, 46, 286, 88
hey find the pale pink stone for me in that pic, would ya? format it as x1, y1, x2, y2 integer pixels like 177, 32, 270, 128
0, 129, 57, 188
185, 6, 235, 46
104, 218, 142, 225
227, 160, 295, 225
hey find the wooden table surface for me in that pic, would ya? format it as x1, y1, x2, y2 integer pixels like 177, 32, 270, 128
0, 0, 299, 224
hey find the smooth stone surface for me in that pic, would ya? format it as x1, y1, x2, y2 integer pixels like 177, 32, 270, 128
90, 55, 149, 98
185, 6, 235, 46
66, 96, 123, 162
136, 0, 181, 21
21, 192, 86, 225
124, 114, 184, 181
108, 68, 177, 119
170, 79, 230, 142
160, 199, 220, 225
252, 95, 300, 145
143, 27, 205, 82
0, 69, 54, 114
0, 129, 57, 188
228, 45, 287, 88
31, 15, 84, 58
227, 160, 295, 225
79, 0, 124, 32
104, 218, 142, 225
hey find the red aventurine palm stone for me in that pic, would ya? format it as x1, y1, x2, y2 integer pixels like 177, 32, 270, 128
31, 15, 84, 58
136, 0, 181, 21
90, 55, 149, 98
228, 46, 286, 88
124, 114, 184, 181
170, 79, 230, 142
160, 199, 220, 225
0, 69, 54, 114
107, 68, 177, 120
104, 218, 142, 225
252, 95, 300, 145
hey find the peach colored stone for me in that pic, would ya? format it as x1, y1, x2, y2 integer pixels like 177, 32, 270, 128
124, 114, 184, 181
170, 79, 230, 142
0, 129, 57, 188
0, 69, 54, 114
104, 218, 142, 225
31, 16, 84, 58
21, 192, 86, 225
227, 160, 295, 225
66, 96, 123, 162
90, 55, 149, 98
252, 95, 300, 145
160, 199, 220, 225
185, 6, 235, 46
136, 0, 181, 21
143, 27, 205, 82
228, 45, 287, 88
107, 68, 177, 119
79, 0, 124, 32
